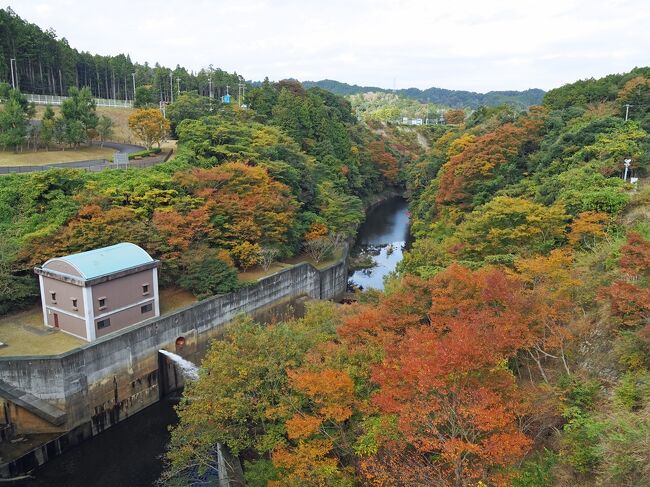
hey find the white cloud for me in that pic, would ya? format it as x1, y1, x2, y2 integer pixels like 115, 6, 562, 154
11, 0, 650, 91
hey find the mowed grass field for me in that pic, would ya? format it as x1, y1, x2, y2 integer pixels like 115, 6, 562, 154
0, 145, 115, 166
33, 105, 136, 143
0, 105, 136, 166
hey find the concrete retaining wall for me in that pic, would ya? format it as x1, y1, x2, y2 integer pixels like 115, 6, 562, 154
0, 256, 347, 475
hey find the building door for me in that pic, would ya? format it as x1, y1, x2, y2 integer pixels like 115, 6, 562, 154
53, 313, 59, 328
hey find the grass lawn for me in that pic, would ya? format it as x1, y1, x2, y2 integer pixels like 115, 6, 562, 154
0, 145, 115, 166
159, 287, 197, 314
0, 305, 83, 357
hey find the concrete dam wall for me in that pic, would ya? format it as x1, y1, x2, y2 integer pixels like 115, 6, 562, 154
0, 256, 348, 475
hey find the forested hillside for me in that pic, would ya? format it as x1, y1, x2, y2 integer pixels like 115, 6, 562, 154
0, 78, 415, 311
0, 8, 242, 101
164, 68, 650, 486
303, 78, 545, 109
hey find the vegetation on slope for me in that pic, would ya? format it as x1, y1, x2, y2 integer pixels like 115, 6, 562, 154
162, 68, 650, 487
0, 79, 417, 313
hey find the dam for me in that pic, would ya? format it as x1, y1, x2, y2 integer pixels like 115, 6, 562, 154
0, 255, 348, 478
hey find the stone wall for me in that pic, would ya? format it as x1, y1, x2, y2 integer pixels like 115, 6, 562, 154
0, 256, 348, 443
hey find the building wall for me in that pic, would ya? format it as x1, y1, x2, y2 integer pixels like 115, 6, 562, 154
42, 277, 86, 317
43, 260, 83, 277
91, 269, 155, 316
95, 297, 157, 338
41, 276, 87, 340
44, 310, 87, 340
0, 257, 347, 440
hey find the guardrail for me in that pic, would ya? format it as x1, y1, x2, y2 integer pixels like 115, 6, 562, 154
24, 94, 133, 108
0, 152, 171, 174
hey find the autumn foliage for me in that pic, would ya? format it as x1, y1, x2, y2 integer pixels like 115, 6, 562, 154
600, 232, 650, 326
336, 265, 564, 486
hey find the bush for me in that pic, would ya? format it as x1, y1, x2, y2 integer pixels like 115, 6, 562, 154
561, 413, 606, 474
614, 331, 650, 371
127, 147, 162, 160
178, 251, 239, 299
614, 370, 650, 411
598, 410, 650, 486
512, 450, 557, 487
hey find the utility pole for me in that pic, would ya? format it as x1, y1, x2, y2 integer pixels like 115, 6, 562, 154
9, 58, 16, 89
176, 78, 180, 97
132, 73, 136, 101
625, 104, 632, 121
208, 77, 213, 98
169, 73, 174, 103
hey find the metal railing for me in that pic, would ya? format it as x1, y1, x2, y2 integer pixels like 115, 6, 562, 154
24, 93, 133, 108
0, 150, 172, 175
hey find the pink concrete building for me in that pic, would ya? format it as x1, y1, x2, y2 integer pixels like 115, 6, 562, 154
34, 243, 160, 341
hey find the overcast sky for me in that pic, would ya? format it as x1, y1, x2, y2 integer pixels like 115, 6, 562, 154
13, 0, 650, 92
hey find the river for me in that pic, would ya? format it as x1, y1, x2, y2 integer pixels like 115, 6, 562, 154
25, 196, 411, 486
349, 196, 411, 290
26, 399, 178, 487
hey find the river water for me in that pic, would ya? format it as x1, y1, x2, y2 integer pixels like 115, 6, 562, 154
349, 196, 411, 290
26, 399, 178, 487
26, 196, 411, 486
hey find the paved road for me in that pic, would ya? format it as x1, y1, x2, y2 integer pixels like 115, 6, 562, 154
0, 142, 146, 174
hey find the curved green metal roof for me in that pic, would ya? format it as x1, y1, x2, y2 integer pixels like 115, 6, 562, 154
45, 243, 154, 280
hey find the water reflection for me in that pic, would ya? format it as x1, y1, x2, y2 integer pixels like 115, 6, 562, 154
349, 197, 411, 290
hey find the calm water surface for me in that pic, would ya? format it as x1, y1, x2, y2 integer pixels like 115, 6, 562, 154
349, 197, 411, 290
27, 399, 178, 487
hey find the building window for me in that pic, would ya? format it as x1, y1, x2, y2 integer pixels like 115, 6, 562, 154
98, 297, 106, 309
50, 292, 56, 302
141, 303, 153, 314
71, 298, 78, 309
97, 318, 111, 329
142, 284, 149, 295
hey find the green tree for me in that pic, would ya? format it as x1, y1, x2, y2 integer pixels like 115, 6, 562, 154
60, 87, 98, 147
178, 249, 239, 299
96, 115, 114, 147
134, 85, 157, 108
0, 96, 28, 151
452, 196, 569, 260
40, 105, 56, 150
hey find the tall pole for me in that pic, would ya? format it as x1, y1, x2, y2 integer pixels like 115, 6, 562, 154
208, 78, 212, 98
9, 58, 16, 89
132, 73, 136, 101
625, 104, 631, 121
176, 78, 180, 96
169, 73, 173, 103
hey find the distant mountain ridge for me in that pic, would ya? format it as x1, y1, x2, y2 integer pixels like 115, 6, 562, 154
302, 79, 545, 109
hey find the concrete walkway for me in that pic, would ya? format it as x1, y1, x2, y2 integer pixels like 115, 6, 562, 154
0, 142, 145, 174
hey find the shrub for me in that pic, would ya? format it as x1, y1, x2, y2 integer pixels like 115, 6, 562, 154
179, 251, 239, 299
614, 370, 650, 411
